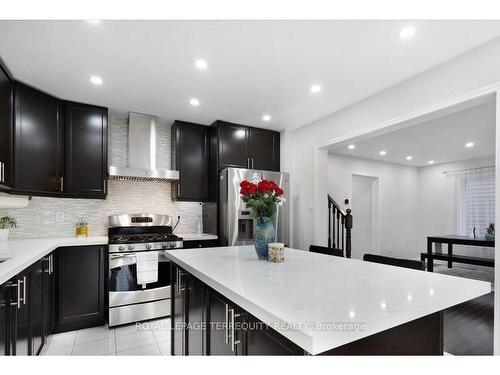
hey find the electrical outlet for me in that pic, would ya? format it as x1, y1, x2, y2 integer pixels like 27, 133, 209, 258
55, 212, 64, 223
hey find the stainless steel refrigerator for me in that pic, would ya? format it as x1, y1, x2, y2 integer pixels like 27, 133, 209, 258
219, 167, 290, 247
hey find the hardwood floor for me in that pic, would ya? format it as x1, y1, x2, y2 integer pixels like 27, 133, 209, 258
444, 291, 494, 355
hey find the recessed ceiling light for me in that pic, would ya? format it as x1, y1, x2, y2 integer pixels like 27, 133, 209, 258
310, 84, 322, 93
195, 59, 208, 70
348, 144, 355, 150
89, 76, 103, 85
189, 98, 200, 106
465, 142, 475, 148
379, 150, 387, 156
428, 160, 435, 165
86, 20, 101, 24
399, 26, 416, 39
262, 114, 271, 122
405, 156, 412, 160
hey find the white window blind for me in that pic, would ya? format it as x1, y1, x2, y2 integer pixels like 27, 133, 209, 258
464, 170, 495, 238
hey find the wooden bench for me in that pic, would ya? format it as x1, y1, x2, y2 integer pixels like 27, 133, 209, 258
421, 252, 494, 271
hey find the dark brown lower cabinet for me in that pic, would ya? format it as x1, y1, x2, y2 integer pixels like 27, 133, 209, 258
55, 246, 106, 332
171, 264, 300, 356
187, 275, 204, 355
243, 313, 302, 355
14, 268, 31, 355
170, 264, 443, 356
207, 291, 242, 355
1, 246, 107, 355
2, 261, 45, 356
30, 260, 44, 355
171, 264, 186, 355
42, 253, 56, 340
0, 281, 13, 355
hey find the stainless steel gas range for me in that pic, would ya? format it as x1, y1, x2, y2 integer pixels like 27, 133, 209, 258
107, 214, 183, 327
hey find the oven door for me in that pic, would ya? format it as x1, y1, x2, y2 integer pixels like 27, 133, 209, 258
109, 250, 171, 307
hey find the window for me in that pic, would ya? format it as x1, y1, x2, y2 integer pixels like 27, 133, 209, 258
464, 170, 495, 238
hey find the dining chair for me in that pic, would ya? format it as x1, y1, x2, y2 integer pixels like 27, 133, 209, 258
309, 245, 344, 258
363, 253, 425, 270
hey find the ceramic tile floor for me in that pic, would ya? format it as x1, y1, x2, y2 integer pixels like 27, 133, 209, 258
41, 318, 171, 356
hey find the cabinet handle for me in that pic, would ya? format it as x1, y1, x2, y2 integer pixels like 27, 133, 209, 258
229, 308, 241, 352
225, 304, 230, 344
49, 254, 53, 274
177, 184, 181, 197
247, 158, 250, 169
22, 276, 26, 305
0, 161, 4, 183
252, 158, 254, 169
60, 177, 64, 192
17, 278, 23, 309
43, 257, 50, 273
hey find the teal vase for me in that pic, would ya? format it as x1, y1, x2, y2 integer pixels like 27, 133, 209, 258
254, 217, 276, 260
485, 233, 495, 241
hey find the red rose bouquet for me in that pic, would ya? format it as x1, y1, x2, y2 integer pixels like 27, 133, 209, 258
239, 179, 285, 219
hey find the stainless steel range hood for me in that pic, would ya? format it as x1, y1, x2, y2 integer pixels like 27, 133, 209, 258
108, 112, 179, 182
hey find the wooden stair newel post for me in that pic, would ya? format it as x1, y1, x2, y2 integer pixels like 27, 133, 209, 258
345, 209, 352, 258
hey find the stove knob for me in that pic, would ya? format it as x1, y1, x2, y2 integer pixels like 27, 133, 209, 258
161, 243, 168, 249
118, 245, 125, 251
127, 244, 135, 250
145, 244, 152, 250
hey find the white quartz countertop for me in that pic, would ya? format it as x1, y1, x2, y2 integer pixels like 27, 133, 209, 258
176, 233, 218, 241
165, 246, 491, 355
0, 236, 108, 284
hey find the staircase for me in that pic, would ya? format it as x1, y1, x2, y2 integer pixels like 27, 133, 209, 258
327, 194, 353, 258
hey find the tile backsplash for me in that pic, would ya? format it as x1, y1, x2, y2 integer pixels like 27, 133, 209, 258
0, 116, 203, 239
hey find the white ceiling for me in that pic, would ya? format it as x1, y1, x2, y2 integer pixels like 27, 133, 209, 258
1, 21, 500, 131
328, 101, 496, 167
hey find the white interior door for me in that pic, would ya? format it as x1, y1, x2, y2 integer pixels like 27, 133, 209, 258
351, 174, 378, 259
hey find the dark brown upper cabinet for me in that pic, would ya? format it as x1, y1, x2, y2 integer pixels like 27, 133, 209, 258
64, 101, 108, 199
211, 120, 280, 171
249, 127, 280, 171
14, 82, 64, 196
171, 120, 210, 201
215, 121, 249, 169
0, 59, 13, 189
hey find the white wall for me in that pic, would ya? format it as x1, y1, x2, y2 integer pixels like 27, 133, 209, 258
417, 156, 495, 258
327, 154, 495, 260
286, 37, 500, 251
327, 153, 419, 258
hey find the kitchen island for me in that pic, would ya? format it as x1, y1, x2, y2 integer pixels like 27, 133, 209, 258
165, 245, 491, 355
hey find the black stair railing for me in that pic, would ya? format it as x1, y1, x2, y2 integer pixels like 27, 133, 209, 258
327, 194, 353, 258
